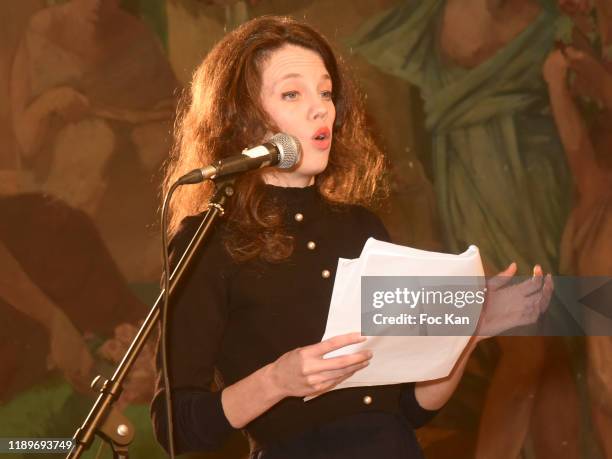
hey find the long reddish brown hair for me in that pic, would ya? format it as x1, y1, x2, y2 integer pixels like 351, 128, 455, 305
163, 16, 387, 262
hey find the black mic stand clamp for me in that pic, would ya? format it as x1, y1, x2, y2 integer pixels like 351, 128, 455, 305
67, 375, 135, 459
66, 179, 235, 459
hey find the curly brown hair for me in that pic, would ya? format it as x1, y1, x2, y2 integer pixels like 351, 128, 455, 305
163, 15, 387, 262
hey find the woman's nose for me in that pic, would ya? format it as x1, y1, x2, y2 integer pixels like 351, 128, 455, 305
310, 102, 328, 121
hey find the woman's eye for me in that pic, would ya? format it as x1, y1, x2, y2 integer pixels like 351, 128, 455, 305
282, 91, 299, 100
321, 90, 333, 100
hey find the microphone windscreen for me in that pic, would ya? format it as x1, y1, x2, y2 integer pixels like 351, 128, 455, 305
271, 133, 301, 169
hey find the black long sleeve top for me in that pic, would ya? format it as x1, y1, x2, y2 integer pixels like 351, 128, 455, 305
150, 184, 438, 458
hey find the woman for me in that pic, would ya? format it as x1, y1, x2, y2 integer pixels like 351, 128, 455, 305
150, 16, 552, 458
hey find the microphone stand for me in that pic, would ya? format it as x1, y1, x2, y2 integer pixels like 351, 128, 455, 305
66, 179, 236, 459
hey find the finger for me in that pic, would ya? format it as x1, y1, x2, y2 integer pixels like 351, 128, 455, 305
309, 350, 372, 374
326, 363, 368, 387
532, 264, 543, 278
517, 273, 544, 296
309, 360, 370, 386
307, 332, 366, 357
526, 264, 545, 292
488, 262, 517, 290
309, 365, 366, 395
537, 274, 554, 314
307, 380, 338, 397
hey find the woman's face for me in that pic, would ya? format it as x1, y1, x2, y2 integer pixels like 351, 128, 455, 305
259, 44, 336, 187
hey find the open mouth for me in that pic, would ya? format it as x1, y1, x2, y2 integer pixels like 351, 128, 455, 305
312, 127, 331, 141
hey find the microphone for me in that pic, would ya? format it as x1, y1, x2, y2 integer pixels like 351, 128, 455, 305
176, 133, 301, 185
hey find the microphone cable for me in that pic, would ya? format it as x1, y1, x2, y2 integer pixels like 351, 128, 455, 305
160, 180, 180, 459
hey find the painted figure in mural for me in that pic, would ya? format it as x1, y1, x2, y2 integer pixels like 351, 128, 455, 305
543, 2, 612, 455
0, 0, 45, 170
10, 0, 179, 283
350, 0, 582, 457
0, 188, 160, 457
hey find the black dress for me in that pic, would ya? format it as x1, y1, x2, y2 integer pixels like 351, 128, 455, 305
150, 184, 438, 458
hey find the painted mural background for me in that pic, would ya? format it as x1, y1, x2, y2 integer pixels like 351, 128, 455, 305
1, 1, 610, 458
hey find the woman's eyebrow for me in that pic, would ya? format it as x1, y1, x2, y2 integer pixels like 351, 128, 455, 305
272, 73, 303, 89
278, 72, 303, 81
274, 73, 331, 87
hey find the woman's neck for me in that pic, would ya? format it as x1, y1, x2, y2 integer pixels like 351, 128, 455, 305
262, 171, 315, 188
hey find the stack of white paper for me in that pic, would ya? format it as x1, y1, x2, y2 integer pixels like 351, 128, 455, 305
310, 238, 484, 398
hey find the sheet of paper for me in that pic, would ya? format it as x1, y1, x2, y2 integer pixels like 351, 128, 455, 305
306, 239, 484, 400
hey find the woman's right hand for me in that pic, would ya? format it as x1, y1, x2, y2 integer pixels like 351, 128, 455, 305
268, 332, 372, 398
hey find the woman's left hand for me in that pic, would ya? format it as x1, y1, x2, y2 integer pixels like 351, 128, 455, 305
475, 263, 553, 342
